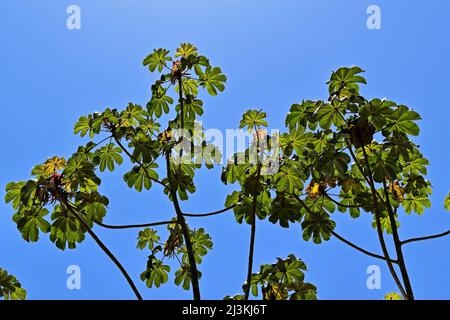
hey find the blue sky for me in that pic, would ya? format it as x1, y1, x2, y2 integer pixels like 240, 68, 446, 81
1, 0, 450, 300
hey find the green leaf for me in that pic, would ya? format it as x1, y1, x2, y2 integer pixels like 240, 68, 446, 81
239, 110, 268, 132
274, 164, 304, 194
140, 257, 170, 288
14, 207, 51, 242
123, 164, 158, 192
95, 144, 123, 172
196, 66, 226, 96
445, 193, 450, 211
301, 211, 335, 244
175, 43, 198, 58
388, 105, 421, 136
182, 228, 213, 264
147, 93, 174, 118
0, 268, 26, 300
175, 265, 202, 291
143, 48, 171, 72
5, 181, 25, 210
74, 114, 103, 138
137, 228, 160, 250
327, 66, 366, 96
402, 193, 431, 215
280, 128, 314, 155
316, 101, 346, 130
269, 194, 302, 227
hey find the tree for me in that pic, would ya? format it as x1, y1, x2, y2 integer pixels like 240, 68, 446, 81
4, 45, 449, 300
222, 66, 450, 300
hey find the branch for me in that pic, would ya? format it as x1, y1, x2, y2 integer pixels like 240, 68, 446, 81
360, 146, 407, 299
183, 204, 237, 217
296, 196, 396, 263
95, 219, 176, 230
324, 193, 362, 208
62, 200, 143, 300
401, 230, 450, 245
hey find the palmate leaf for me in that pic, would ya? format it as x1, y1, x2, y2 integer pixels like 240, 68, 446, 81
301, 211, 336, 244
94, 144, 123, 172
63, 157, 101, 192
140, 258, 170, 288
360, 99, 395, 130
280, 128, 314, 156
0, 268, 26, 300
13, 207, 51, 242
123, 164, 159, 192
50, 205, 85, 250
274, 164, 304, 194
316, 100, 346, 130
388, 105, 421, 136
285, 100, 319, 131
143, 48, 171, 72
74, 113, 103, 138
175, 264, 202, 291
147, 93, 174, 118
120, 103, 146, 126
269, 194, 302, 228
445, 193, 450, 211
327, 66, 366, 95
239, 110, 268, 132
402, 193, 431, 215
195, 65, 226, 96
137, 228, 160, 250
175, 43, 198, 58
232, 192, 271, 224
5, 181, 25, 210
384, 292, 403, 300
246, 254, 316, 300
181, 228, 212, 264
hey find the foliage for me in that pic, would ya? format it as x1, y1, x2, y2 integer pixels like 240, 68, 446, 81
225, 255, 317, 300
0, 268, 26, 300
4, 43, 449, 301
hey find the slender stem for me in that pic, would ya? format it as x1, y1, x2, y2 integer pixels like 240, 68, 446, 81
401, 230, 450, 245
183, 204, 237, 217
382, 179, 414, 299
166, 152, 201, 300
244, 135, 262, 300
296, 196, 396, 263
324, 193, 363, 208
244, 191, 258, 300
62, 200, 143, 300
95, 219, 176, 230
360, 146, 407, 299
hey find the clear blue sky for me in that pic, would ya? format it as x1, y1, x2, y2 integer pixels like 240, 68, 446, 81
1, 0, 449, 300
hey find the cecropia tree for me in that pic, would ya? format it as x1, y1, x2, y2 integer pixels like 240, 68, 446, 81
4, 44, 450, 300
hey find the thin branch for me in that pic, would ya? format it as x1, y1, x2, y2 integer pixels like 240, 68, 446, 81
324, 193, 362, 208
183, 204, 237, 217
62, 200, 143, 300
296, 196, 396, 263
382, 179, 415, 299
95, 219, 176, 230
244, 131, 262, 301
401, 230, 450, 245
360, 146, 407, 299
